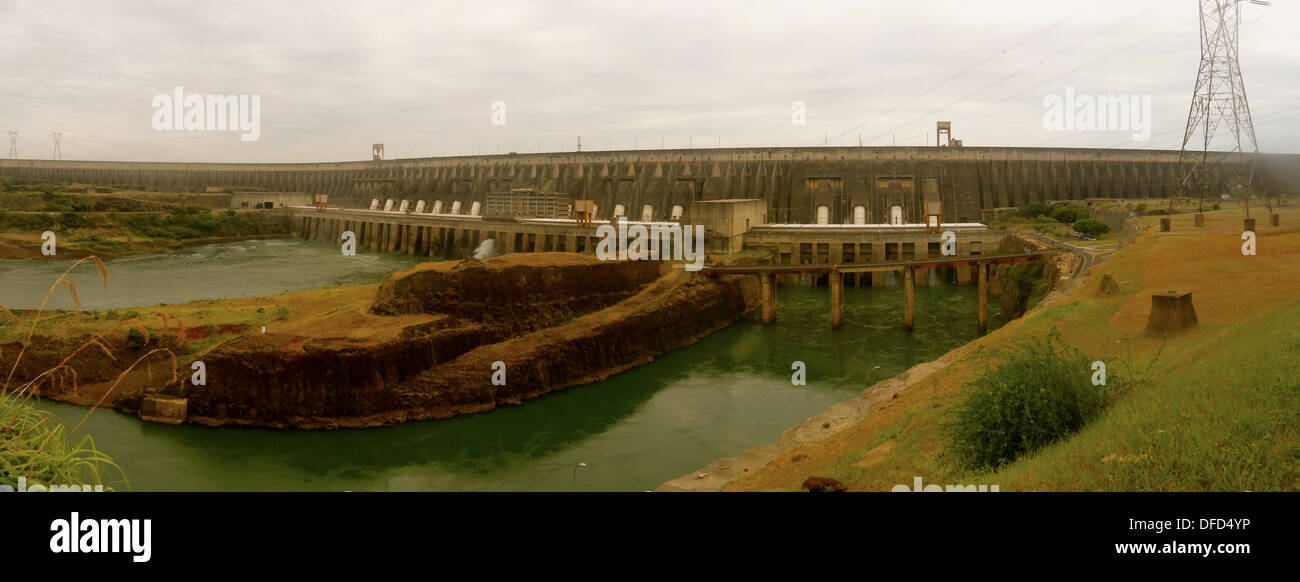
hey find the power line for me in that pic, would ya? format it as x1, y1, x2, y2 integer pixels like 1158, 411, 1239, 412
826, 14, 1074, 145
961, 17, 1196, 131
863, 6, 1176, 146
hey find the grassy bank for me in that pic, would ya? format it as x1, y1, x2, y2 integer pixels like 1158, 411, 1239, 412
724, 206, 1300, 492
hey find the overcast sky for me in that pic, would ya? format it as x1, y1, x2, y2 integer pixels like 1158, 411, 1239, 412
1, 0, 1297, 163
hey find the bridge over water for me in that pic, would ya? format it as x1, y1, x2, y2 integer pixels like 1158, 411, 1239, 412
703, 251, 1055, 331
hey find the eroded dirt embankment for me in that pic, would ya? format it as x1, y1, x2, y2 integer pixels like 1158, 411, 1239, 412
173, 254, 758, 428
987, 232, 1082, 318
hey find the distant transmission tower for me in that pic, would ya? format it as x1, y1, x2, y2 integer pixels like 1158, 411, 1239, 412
52, 131, 62, 160
7, 131, 16, 159
1174, 0, 1270, 215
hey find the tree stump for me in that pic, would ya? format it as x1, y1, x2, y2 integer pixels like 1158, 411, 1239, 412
1160, 217, 1171, 232
1244, 218, 1256, 232
1097, 273, 1120, 297
1271, 214, 1280, 227
1194, 213, 1205, 227
1145, 291, 1199, 335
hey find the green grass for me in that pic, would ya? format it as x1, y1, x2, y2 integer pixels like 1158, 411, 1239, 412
984, 300, 1300, 491
0, 390, 125, 491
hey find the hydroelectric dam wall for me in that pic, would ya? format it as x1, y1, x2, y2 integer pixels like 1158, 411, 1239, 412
3, 147, 1297, 224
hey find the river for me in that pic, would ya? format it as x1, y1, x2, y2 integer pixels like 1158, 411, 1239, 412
4, 240, 1007, 491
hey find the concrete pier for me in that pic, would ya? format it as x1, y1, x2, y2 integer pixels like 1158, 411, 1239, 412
761, 273, 777, 324
977, 263, 988, 332
830, 273, 844, 329
903, 266, 915, 331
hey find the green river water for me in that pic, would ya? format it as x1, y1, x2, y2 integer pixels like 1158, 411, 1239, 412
2, 240, 1007, 491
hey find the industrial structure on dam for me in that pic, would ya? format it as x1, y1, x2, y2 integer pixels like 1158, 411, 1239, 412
4, 145, 1298, 228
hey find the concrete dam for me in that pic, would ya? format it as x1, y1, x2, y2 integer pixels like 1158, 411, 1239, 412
3, 147, 1297, 224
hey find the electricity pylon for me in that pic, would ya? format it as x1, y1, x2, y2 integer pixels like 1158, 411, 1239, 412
1174, 0, 1269, 216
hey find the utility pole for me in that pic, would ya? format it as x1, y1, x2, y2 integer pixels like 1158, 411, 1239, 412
1175, 0, 1268, 217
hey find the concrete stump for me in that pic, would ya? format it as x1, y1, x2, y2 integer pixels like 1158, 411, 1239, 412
1097, 273, 1120, 297
139, 395, 188, 425
1145, 291, 1199, 336
1194, 213, 1205, 227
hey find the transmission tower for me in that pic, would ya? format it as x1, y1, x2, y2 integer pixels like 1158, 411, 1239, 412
1174, 0, 1269, 215
52, 131, 62, 160
7, 131, 16, 159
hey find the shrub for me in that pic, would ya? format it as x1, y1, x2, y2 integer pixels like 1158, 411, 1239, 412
126, 327, 147, 349
124, 206, 281, 240
58, 212, 89, 230
1, 175, 14, 192
1072, 218, 1110, 238
947, 331, 1113, 470
1032, 215, 1056, 224
1212, 203, 1221, 210
1049, 205, 1089, 224
1019, 202, 1051, 219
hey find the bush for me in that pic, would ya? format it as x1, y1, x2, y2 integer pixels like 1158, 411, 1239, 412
1032, 215, 1056, 224
1072, 218, 1110, 238
123, 206, 281, 240
1212, 203, 1221, 210
947, 331, 1113, 470
125, 327, 147, 349
0, 210, 56, 231
1049, 205, 1089, 224
1019, 202, 1051, 219
58, 212, 89, 230
0, 175, 14, 192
